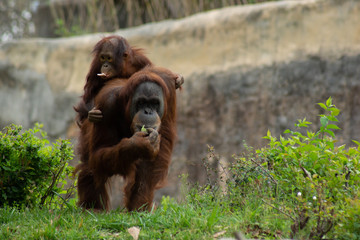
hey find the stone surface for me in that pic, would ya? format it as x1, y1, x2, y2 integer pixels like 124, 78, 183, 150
0, 0, 360, 207
179, 54, 360, 183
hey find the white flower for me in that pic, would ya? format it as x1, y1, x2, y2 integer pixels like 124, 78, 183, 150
313, 196, 317, 200
297, 192, 302, 197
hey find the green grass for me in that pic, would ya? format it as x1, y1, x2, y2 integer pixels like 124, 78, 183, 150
0, 194, 291, 239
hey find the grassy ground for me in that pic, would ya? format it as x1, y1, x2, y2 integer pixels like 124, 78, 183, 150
0, 194, 290, 240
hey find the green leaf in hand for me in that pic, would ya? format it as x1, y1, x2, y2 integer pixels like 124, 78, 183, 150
141, 125, 147, 133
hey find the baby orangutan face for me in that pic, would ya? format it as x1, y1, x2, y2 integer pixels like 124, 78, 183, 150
96, 38, 128, 80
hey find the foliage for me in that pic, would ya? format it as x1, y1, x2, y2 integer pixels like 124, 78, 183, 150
1, 98, 359, 239
54, 19, 87, 38
0, 0, 278, 40
50, 0, 277, 37
259, 97, 360, 239
0, 124, 75, 209
196, 97, 360, 239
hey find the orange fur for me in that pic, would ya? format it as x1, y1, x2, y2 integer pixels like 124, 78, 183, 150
75, 66, 178, 211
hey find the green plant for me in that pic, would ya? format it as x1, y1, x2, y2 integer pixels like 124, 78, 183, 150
196, 97, 360, 239
223, 97, 359, 239
0, 124, 74, 209
54, 19, 87, 37
258, 97, 360, 238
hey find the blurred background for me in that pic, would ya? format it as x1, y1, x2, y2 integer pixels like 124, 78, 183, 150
1, 0, 359, 208
0, 0, 272, 41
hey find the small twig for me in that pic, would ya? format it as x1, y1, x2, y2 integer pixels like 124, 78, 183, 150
40, 157, 66, 206
250, 158, 277, 184
218, 158, 231, 182
300, 165, 313, 181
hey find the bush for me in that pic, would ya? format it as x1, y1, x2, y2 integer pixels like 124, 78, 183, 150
256, 97, 360, 239
0, 124, 74, 208
195, 98, 360, 239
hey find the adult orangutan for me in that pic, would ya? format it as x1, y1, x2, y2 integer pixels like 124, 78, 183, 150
75, 66, 182, 211
74, 35, 152, 126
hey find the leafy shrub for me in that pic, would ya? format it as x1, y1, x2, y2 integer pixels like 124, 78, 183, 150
255, 97, 360, 239
195, 98, 360, 239
0, 124, 74, 208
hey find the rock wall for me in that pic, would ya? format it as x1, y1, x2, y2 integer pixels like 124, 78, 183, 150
1, 0, 360, 206
180, 54, 360, 181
